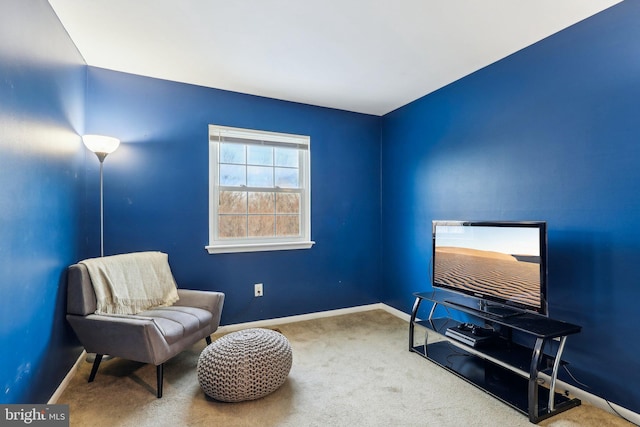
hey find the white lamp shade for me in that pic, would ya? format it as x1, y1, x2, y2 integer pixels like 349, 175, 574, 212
82, 134, 120, 154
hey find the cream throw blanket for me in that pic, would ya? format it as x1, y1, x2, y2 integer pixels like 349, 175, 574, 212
80, 251, 180, 315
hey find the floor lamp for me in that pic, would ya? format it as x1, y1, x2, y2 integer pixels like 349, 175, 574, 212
82, 134, 120, 363
82, 134, 120, 257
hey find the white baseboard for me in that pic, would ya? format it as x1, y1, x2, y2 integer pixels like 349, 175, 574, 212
51, 304, 640, 425
216, 303, 386, 334
48, 350, 87, 404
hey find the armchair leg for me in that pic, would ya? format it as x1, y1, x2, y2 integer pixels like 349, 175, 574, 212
205, 336, 212, 345
157, 364, 164, 398
88, 354, 103, 383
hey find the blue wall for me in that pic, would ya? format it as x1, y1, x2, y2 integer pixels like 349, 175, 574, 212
84, 68, 382, 325
381, 1, 640, 413
0, 0, 86, 403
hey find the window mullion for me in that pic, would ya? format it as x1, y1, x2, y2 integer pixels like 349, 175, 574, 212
272, 148, 276, 236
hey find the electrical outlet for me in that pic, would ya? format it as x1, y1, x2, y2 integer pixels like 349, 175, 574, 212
254, 283, 263, 297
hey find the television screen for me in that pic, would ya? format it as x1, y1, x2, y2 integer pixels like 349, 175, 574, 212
432, 221, 548, 316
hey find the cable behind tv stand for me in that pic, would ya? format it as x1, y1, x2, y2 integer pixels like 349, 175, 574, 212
410, 291, 582, 424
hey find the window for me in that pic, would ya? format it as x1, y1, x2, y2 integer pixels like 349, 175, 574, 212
206, 125, 314, 254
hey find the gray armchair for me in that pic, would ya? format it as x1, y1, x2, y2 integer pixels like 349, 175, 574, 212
66, 260, 224, 398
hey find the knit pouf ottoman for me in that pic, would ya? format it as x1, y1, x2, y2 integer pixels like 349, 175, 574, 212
197, 328, 292, 402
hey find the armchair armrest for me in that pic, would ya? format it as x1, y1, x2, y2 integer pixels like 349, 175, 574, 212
175, 289, 225, 318
66, 314, 166, 364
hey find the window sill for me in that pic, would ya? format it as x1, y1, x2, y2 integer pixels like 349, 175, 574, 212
205, 241, 315, 254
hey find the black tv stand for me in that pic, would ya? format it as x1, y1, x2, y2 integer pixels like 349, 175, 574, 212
444, 299, 523, 319
410, 291, 582, 424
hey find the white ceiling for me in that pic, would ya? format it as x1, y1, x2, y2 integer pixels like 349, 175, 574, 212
48, 0, 620, 116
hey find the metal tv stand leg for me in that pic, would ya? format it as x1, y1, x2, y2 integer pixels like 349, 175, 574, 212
528, 335, 574, 422
549, 336, 567, 412
408, 296, 422, 352
528, 338, 546, 422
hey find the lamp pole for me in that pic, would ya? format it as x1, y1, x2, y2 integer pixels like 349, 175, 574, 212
97, 153, 107, 257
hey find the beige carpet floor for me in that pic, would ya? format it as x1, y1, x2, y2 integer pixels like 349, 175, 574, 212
57, 310, 633, 427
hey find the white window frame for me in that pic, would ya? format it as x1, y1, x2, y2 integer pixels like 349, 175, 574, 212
206, 124, 315, 254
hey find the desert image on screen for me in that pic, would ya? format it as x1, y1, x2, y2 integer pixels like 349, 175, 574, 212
434, 246, 541, 309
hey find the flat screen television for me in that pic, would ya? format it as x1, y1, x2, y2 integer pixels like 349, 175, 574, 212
432, 220, 548, 317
